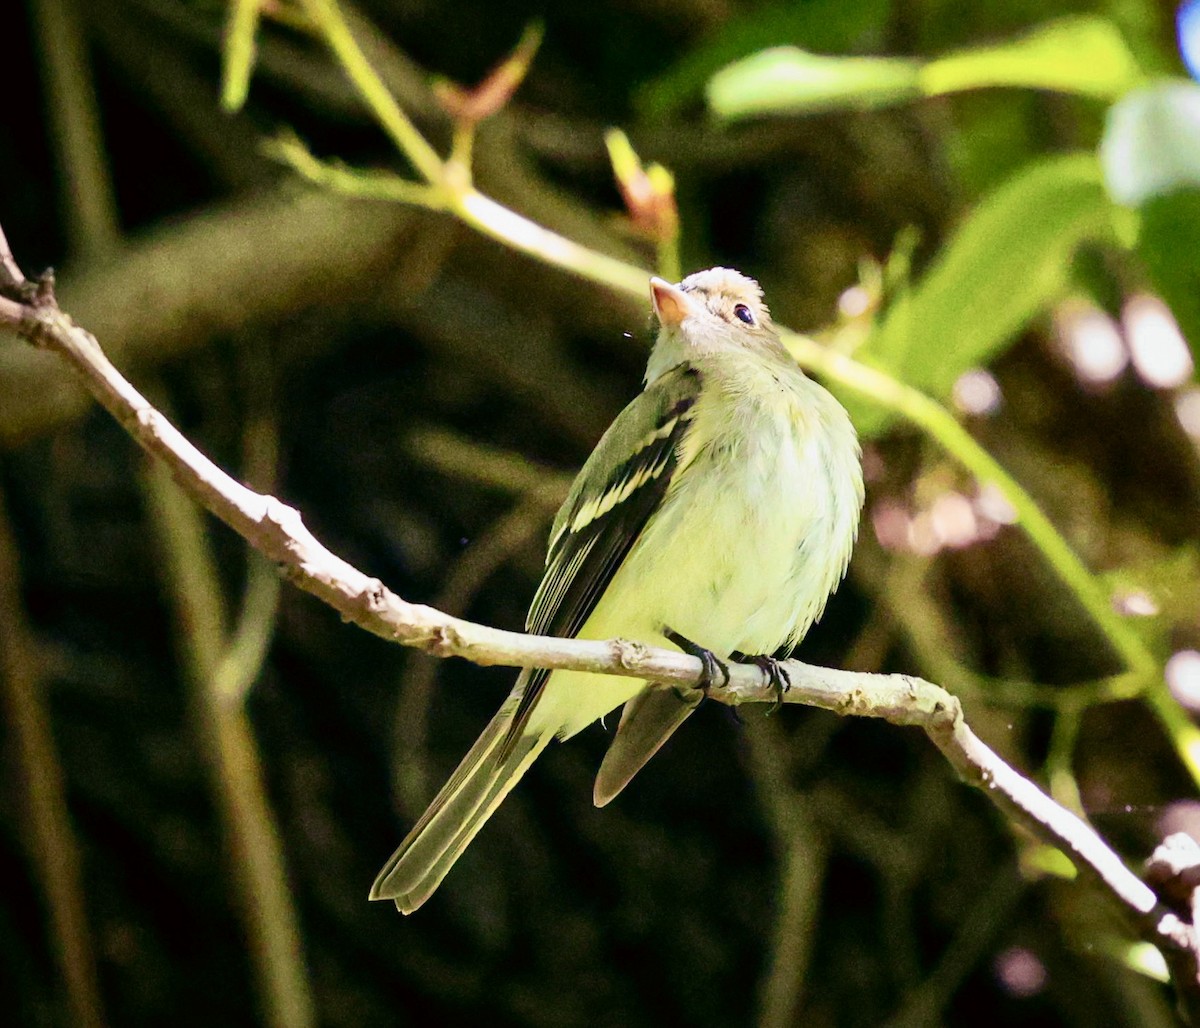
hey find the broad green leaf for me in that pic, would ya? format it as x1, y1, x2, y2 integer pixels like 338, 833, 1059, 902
847, 154, 1116, 437
1100, 81, 1200, 205
709, 16, 1142, 121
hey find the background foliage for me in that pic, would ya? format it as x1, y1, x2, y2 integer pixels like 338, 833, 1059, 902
3, 0, 1200, 1025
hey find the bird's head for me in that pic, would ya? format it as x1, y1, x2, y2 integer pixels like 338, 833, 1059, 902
651, 267, 773, 335
646, 267, 781, 382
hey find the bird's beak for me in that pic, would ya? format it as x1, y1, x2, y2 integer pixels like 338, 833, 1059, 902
650, 277, 696, 329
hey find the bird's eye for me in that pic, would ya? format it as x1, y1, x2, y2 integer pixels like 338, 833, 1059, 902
733, 303, 755, 326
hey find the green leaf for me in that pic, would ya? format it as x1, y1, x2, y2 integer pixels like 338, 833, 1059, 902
708, 16, 1143, 121
638, 0, 890, 118
919, 16, 1143, 100
847, 154, 1116, 437
1100, 81, 1200, 205
708, 48, 921, 118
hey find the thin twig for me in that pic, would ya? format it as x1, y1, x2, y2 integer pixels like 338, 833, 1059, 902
0, 221, 26, 288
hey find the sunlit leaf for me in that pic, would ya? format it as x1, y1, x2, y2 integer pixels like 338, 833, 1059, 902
847, 154, 1116, 437
1020, 843, 1078, 880
919, 16, 1142, 99
708, 49, 921, 118
709, 16, 1142, 121
1100, 939, 1170, 983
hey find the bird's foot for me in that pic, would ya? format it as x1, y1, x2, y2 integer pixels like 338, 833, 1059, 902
664, 627, 729, 703
739, 654, 791, 714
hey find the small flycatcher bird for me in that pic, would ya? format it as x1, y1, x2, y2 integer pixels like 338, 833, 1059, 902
371, 267, 863, 913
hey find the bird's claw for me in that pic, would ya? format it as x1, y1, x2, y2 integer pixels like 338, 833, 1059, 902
745, 655, 790, 714
664, 626, 729, 703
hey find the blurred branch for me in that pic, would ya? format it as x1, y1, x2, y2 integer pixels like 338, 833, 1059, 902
374, 272, 619, 447
859, 537, 1144, 711
1046, 703, 1086, 815
89, 2, 275, 188
745, 717, 829, 1028
215, 341, 285, 707
20, 16, 309, 1016
5, 232, 1200, 1013
0, 482, 104, 1028
405, 426, 573, 498
31, 0, 119, 257
0, 188, 423, 446
0, 8, 117, 1022
141, 447, 313, 1028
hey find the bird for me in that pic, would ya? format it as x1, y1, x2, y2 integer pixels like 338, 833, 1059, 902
370, 267, 864, 913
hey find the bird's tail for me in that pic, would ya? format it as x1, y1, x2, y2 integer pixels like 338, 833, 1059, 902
592, 684, 699, 806
370, 678, 553, 914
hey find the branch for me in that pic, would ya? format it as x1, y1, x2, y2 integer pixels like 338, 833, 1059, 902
2, 226, 1198, 1018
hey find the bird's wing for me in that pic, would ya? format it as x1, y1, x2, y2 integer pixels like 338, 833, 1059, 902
502, 363, 702, 750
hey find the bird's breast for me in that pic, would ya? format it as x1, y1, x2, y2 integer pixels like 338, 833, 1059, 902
617, 370, 862, 657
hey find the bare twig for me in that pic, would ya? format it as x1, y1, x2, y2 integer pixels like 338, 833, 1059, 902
1147, 835, 1200, 1025
0, 222, 25, 289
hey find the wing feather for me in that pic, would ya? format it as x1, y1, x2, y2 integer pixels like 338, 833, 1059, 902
501, 364, 701, 752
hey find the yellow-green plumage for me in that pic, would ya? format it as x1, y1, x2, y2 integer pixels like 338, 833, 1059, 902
370, 268, 863, 913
